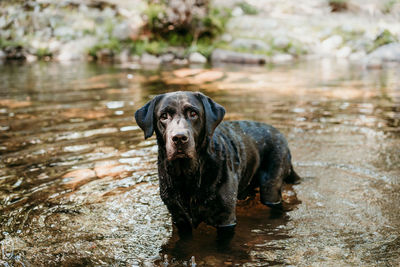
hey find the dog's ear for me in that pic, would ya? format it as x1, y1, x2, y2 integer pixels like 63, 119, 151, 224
196, 92, 225, 137
135, 95, 163, 139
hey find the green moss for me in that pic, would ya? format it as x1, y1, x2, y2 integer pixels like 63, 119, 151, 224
187, 39, 215, 58
88, 38, 122, 58
287, 41, 308, 56
35, 47, 52, 59
332, 26, 364, 43
129, 40, 146, 56
164, 32, 194, 46
202, 7, 231, 38
128, 40, 168, 55
143, 3, 166, 32
0, 38, 24, 49
369, 29, 398, 52
144, 40, 168, 55
383, 0, 400, 13
104, 18, 116, 37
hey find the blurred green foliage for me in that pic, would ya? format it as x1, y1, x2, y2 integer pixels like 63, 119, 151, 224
237, 2, 258, 15
370, 29, 398, 52
383, 0, 400, 13
88, 38, 122, 58
142, 2, 231, 51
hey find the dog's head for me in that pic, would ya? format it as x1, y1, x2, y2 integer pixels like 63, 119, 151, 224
135, 91, 225, 161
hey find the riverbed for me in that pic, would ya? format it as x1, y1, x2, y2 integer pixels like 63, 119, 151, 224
0, 60, 399, 266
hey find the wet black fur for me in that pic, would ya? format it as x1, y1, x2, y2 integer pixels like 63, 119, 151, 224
135, 92, 300, 237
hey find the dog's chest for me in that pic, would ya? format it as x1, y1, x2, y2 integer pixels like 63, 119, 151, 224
186, 193, 226, 227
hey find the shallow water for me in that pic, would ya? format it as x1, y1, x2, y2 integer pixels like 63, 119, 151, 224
0, 60, 399, 266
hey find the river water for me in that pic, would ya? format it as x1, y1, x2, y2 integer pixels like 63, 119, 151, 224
0, 60, 399, 266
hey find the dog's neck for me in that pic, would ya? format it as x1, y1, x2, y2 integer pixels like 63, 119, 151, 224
157, 142, 208, 186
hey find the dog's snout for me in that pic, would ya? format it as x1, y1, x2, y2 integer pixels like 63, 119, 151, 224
172, 132, 189, 145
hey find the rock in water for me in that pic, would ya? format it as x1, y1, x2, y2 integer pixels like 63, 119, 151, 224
231, 38, 270, 51
56, 37, 97, 61
140, 53, 161, 65
189, 52, 207, 64
366, 42, 400, 64
211, 49, 267, 64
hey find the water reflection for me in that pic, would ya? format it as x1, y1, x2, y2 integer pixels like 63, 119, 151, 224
0, 60, 399, 266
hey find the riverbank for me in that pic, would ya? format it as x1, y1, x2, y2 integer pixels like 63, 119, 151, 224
1, 0, 400, 67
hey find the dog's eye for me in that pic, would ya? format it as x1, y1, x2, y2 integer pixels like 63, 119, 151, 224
160, 113, 168, 120
188, 110, 198, 119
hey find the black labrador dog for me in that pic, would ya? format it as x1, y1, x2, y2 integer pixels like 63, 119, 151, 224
135, 91, 300, 237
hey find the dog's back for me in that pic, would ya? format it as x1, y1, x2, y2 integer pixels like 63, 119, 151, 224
213, 121, 298, 201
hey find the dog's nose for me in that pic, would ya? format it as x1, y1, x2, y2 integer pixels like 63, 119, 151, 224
172, 133, 189, 145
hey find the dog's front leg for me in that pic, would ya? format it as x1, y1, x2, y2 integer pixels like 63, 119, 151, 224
164, 200, 193, 239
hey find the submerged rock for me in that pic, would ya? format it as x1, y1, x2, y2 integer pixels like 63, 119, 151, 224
211, 49, 267, 64
273, 35, 290, 50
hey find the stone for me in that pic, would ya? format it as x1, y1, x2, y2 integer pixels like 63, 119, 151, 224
161, 53, 175, 63
112, 22, 130, 40
140, 53, 161, 65
221, 33, 233, 43
273, 35, 290, 49
191, 70, 224, 83
0, 17, 7, 28
366, 42, 400, 63
96, 48, 114, 61
349, 51, 366, 61
320, 35, 343, 52
365, 57, 383, 69
336, 46, 352, 58
231, 38, 270, 51
172, 58, 189, 65
272, 53, 294, 63
48, 40, 62, 53
189, 52, 207, 64
211, 49, 267, 64
26, 54, 38, 63
232, 6, 244, 17
0, 50, 5, 61
53, 26, 75, 39
117, 49, 131, 63
56, 37, 97, 61
112, 21, 139, 41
